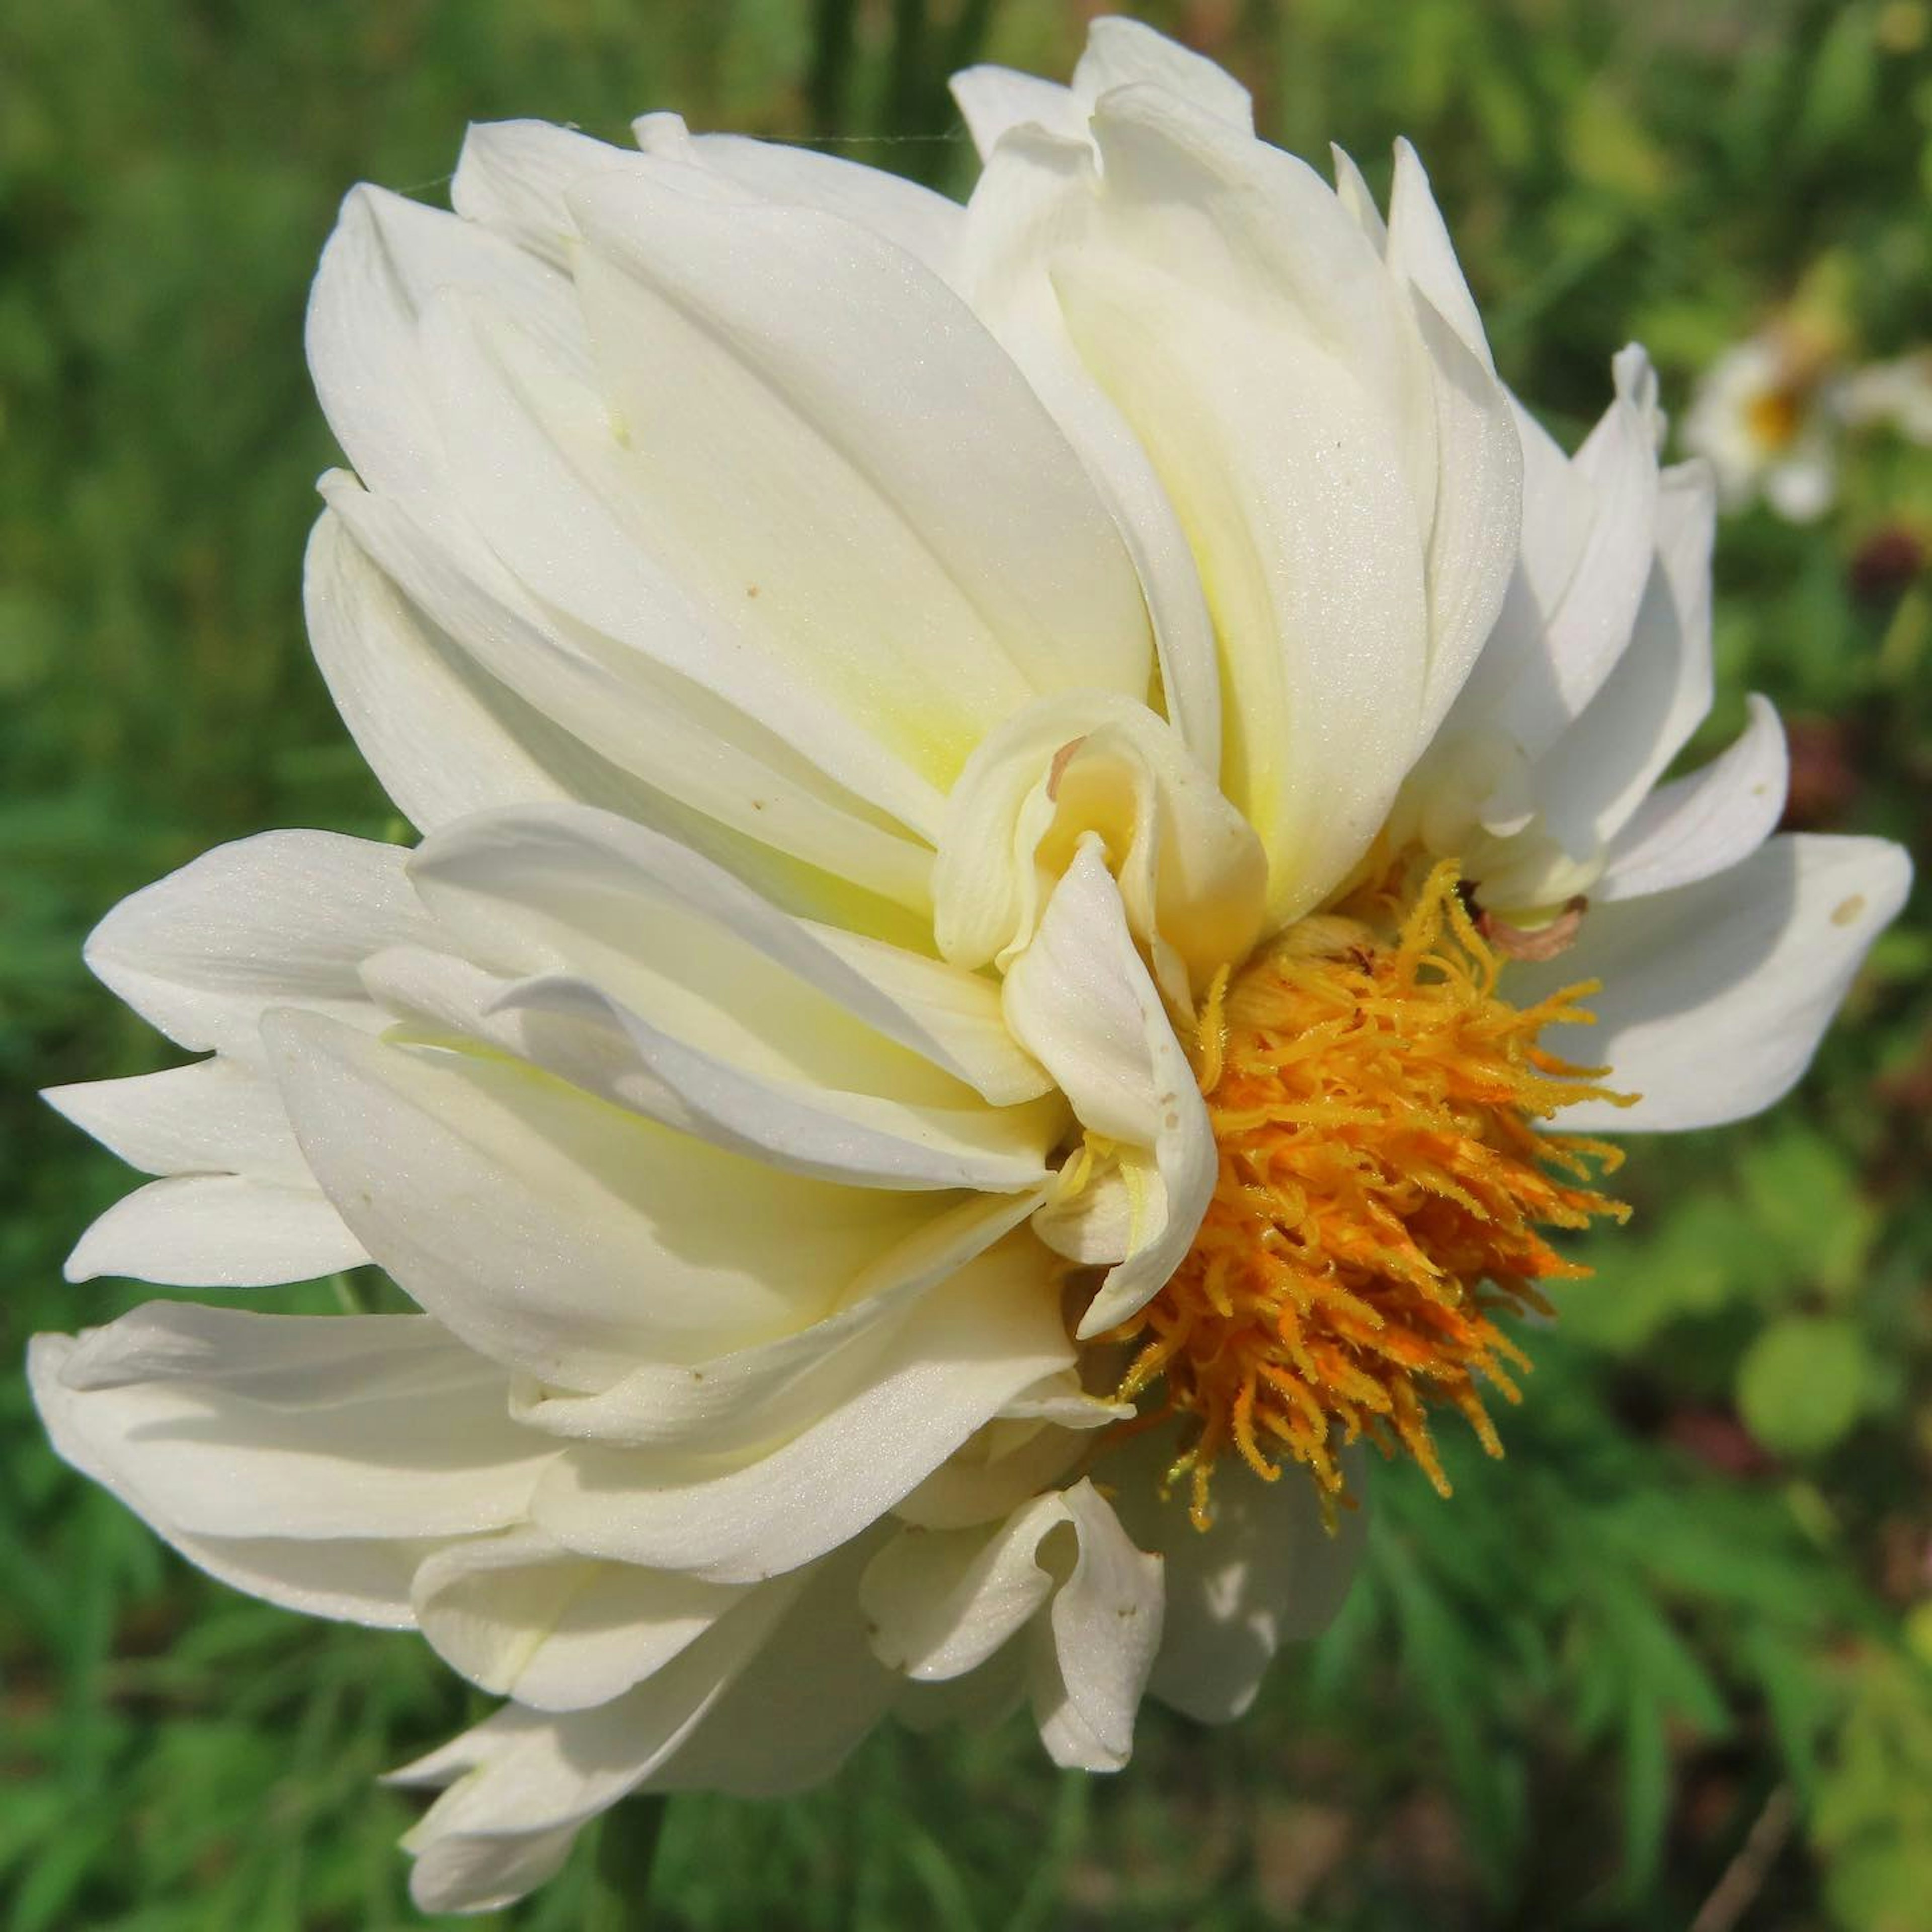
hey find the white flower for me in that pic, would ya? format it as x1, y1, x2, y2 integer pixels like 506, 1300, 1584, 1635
32, 18, 1911, 1914
1681, 329, 1842, 523
1840, 350, 1932, 446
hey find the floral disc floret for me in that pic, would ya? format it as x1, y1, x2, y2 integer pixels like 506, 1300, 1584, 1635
1108, 860, 1635, 1527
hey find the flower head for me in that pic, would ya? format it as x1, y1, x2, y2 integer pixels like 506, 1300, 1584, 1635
33, 19, 1910, 1913
1681, 324, 1845, 522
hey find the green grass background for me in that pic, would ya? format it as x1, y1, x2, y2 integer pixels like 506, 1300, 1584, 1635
4, 1, 1930, 1925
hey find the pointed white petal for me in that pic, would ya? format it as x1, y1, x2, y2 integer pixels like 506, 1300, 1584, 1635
31, 1306, 542, 1541
46, 1057, 309, 1185
1516, 350, 1664, 754
530, 1238, 1072, 1584
1072, 19, 1253, 129
1597, 695, 1788, 902
32, 1333, 423, 1626
407, 801, 1055, 1142
1521, 834, 1911, 1132
1523, 459, 1721, 871
413, 1528, 745, 1712
957, 129, 1222, 769
642, 120, 964, 280
1328, 144, 1388, 250
399, 1578, 801, 1913
510, 1191, 1042, 1458
1056, 97, 1435, 916
63, 1174, 365, 1286
303, 508, 673, 836
949, 67, 1088, 157
451, 120, 647, 267
1409, 292, 1524, 739
305, 183, 582, 497
1386, 140, 1491, 370
563, 160, 1151, 788
1001, 841, 1214, 1337
82, 829, 423, 1061
265, 1011, 949, 1388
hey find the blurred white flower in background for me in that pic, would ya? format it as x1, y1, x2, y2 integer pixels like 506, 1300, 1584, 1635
1681, 326, 1844, 523
1841, 350, 1932, 447
31, 18, 1910, 1914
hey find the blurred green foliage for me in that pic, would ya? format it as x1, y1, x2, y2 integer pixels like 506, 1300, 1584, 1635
3, 0, 1930, 1926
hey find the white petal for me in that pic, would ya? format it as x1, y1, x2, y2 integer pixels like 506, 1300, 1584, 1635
933, 690, 1266, 1000
1057, 98, 1434, 918
398, 1578, 802, 1914
1597, 694, 1788, 902
401, 286, 949, 843
510, 1191, 1042, 1458
1001, 841, 1214, 1337
890, 1410, 1099, 1531
1409, 292, 1525, 740
481, 971, 1054, 1193
451, 120, 648, 267
46, 1057, 309, 1185
303, 510, 671, 835
324, 469, 937, 910
1298, 140, 1521, 741
949, 67, 1089, 157
861, 1477, 1162, 1769
637, 117, 964, 281
801, 924, 1054, 1108
265, 1011, 950, 1388
82, 828, 423, 1061
861, 1493, 1066, 1680
1072, 19, 1253, 129
564, 161, 1151, 790
304, 183, 582, 497
412, 1528, 745, 1712
63, 1174, 365, 1287
1328, 144, 1388, 250
33, 1332, 422, 1625
30, 1305, 542, 1542
1525, 459, 1721, 865
1386, 140, 1491, 371
1520, 350, 1665, 753
1458, 358, 1662, 767
1596, 458, 1720, 825
529, 1238, 1073, 1584
1111, 1439, 1367, 1723
957, 129, 1222, 770
1031, 1480, 1164, 1771
640, 1540, 895, 1797
1509, 397, 1597, 632
1521, 834, 1911, 1132
405, 801, 1061, 1178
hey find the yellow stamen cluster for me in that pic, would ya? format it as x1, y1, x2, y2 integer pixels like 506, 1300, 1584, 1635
1110, 861, 1632, 1528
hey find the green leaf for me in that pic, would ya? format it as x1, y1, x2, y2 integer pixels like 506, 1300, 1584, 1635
1737, 1317, 1871, 1457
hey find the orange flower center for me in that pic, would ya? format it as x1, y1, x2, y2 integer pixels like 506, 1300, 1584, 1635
1746, 385, 1804, 453
1108, 860, 1633, 1528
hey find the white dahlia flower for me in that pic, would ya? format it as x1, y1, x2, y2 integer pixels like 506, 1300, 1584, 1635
32, 18, 1910, 1915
